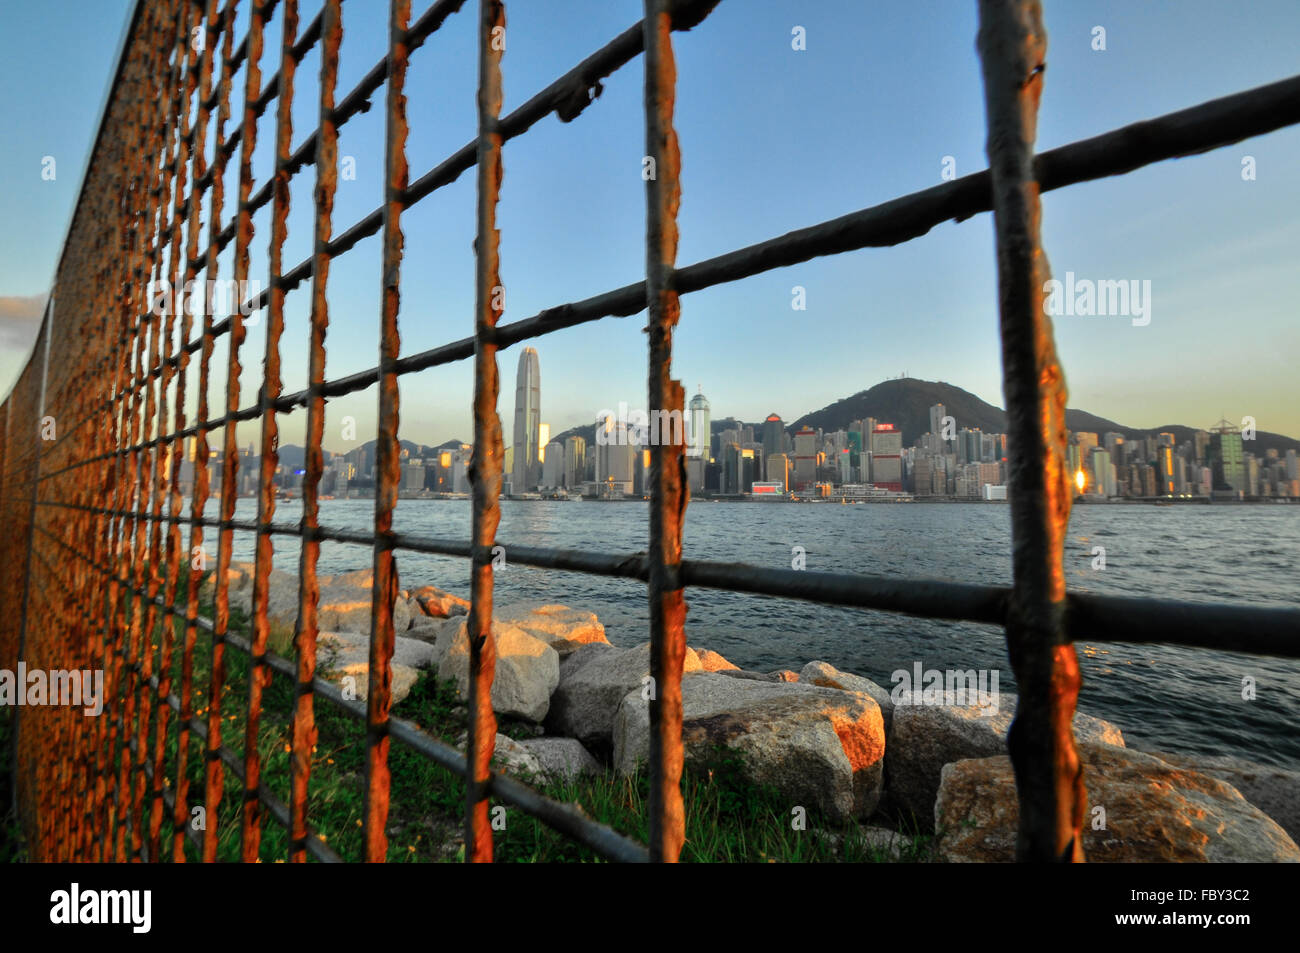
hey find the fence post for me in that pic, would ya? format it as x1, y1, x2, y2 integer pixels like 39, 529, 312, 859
643, 0, 688, 863
976, 0, 1086, 862
466, 0, 506, 864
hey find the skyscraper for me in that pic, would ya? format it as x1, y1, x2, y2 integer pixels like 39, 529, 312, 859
564, 435, 587, 489
512, 347, 541, 492
689, 388, 711, 460
1209, 421, 1245, 494
762, 413, 784, 460
929, 403, 947, 438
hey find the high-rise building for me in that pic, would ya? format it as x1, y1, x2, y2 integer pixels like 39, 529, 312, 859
402, 462, 426, 491
1193, 430, 1210, 464
869, 424, 903, 489
912, 456, 934, 496
1209, 421, 1245, 494
793, 427, 818, 489
564, 435, 587, 489
541, 441, 565, 488
511, 347, 541, 492
689, 388, 711, 460
1091, 448, 1113, 497
595, 412, 636, 492
766, 453, 789, 492
762, 414, 784, 460
929, 403, 947, 439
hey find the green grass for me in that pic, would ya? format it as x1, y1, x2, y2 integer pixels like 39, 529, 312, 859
81, 570, 934, 863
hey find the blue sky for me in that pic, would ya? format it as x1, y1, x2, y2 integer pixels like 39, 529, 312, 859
1, 0, 1297, 453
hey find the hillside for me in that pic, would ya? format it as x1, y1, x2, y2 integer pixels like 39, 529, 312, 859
466, 379, 1300, 460
789, 379, 1300, 457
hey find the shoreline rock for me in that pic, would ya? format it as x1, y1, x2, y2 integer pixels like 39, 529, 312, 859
936, 744, 1300, 863
613, 672, 886, 823
886, 691, 1125, 830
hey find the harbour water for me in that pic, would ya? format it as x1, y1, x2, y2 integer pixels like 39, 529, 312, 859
229, 498, 1300, 768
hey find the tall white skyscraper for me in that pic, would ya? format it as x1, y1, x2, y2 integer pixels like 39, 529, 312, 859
689, 387, 711, 460
512, 347, 541, 492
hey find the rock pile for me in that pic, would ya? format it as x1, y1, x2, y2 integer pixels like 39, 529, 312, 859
203, 564, 1300, 861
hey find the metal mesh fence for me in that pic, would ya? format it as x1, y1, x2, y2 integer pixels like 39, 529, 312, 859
1, 0, 1297, 863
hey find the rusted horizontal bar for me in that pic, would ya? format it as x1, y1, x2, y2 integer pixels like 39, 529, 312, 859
29, 504, 1300, 657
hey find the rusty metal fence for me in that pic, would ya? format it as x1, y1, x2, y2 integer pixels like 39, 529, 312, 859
1, 0, 1298, 863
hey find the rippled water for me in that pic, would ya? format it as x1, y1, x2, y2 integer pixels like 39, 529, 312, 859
231, 498, 1300, 768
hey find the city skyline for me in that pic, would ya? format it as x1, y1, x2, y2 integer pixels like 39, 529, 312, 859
1, 0, 1298, 449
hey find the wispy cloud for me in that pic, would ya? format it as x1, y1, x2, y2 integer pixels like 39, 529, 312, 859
0, 293, 47, 351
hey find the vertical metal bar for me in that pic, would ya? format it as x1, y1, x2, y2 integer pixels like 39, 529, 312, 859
242, 0, 299, 864
290, 0, 341, 863
80, 51, 141, 859
465, 0, 505, 864
107, 10, 171, 852
173, 0, 225, 862
100, 34, 153, 858
976, 0, 1085, 862
106, 7, 172, 857
206, 0, 262, 864
151, 0, 202, 860
642, 0, 688, 863
365, 0, 410, 864
127, 0, 189, 860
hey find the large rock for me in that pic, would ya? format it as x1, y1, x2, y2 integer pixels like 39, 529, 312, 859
492, 735, 602, 783
800, 661, 894, 729
518, 737, 603, 782
492, 734, 545, 778
717, 669, 784, 684
407, 614, 459, 645
437, 620, 559, 723
613, 672, 886, 823
224, 564, 412, 643
223, 563, 300, 655
886, 691, 1125, 829
317, 584, 412, 634
544, 642, 702, 755
694, 648, 739, 672
493, 603, 608, 651
410, 584, 470, 619
320, 568, 376, 589
319, 629, 436, 669
316, 631, 424, 705
1145, 751, 1300, 845
936, 744, 1300, 862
